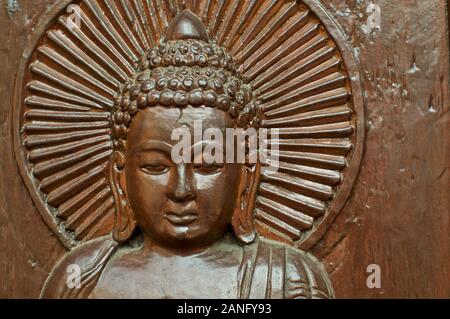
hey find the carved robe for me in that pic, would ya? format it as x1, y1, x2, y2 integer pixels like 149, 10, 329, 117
41, 235, 333, 299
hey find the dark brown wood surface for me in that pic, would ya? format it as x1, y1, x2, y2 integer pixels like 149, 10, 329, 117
312, 0, 450, 298
0, 0, 449, 298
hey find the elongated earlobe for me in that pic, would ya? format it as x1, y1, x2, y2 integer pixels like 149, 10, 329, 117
110, 152, 136, 243
231, 163, 260, 244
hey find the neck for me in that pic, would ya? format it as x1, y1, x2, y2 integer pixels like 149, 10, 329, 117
140, 233, 233, 257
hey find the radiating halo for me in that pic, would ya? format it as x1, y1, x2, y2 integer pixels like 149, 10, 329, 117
13, 0, 364, 250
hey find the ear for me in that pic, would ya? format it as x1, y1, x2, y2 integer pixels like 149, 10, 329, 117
231, 163, 260, 244
109, 151, 136, 243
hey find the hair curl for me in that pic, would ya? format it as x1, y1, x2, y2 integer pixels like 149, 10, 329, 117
111, 39, 262, 151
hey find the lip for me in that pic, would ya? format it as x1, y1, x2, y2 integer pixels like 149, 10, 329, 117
164, 211, 198, 226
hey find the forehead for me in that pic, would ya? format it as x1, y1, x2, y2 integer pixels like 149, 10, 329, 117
127, 106, 234, 144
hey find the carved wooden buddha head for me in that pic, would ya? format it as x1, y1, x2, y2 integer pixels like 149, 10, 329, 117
15, 1, 365, 299
110, 10, 262, 248
18, 0, 363, 257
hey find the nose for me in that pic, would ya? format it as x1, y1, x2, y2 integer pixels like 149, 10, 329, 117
167, 164, 196, 202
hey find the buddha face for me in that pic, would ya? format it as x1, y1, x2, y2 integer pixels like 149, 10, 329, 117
122, 106, 244, 249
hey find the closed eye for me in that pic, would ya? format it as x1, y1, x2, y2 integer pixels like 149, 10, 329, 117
194, 164, 224, 175
140, 164, 170, 175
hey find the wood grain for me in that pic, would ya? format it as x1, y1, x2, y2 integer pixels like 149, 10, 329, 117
311, 0, 450, 298
0, 0, 66, 298
0, 0, 449, 298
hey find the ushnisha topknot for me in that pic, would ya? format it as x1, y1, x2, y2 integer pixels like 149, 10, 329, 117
111, 10, 262, 149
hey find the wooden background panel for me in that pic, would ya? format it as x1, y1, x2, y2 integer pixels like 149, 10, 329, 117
0, 0, 449, 298
0, 0, 66, 298
312, 0, 450, 298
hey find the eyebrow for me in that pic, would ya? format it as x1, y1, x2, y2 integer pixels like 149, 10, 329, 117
191, 140, 225, 163
190, 140, 224, 151
136, 140, 172, 153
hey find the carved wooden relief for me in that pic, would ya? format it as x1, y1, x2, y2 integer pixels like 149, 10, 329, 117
12, 0, 364, 299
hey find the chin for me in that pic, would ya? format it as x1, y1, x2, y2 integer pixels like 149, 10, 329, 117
159, 223, 207, 246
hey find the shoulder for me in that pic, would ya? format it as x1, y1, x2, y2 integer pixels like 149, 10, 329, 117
40, 236, 118, 299
258, 238, 334, 299
284, 243, 334, 299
